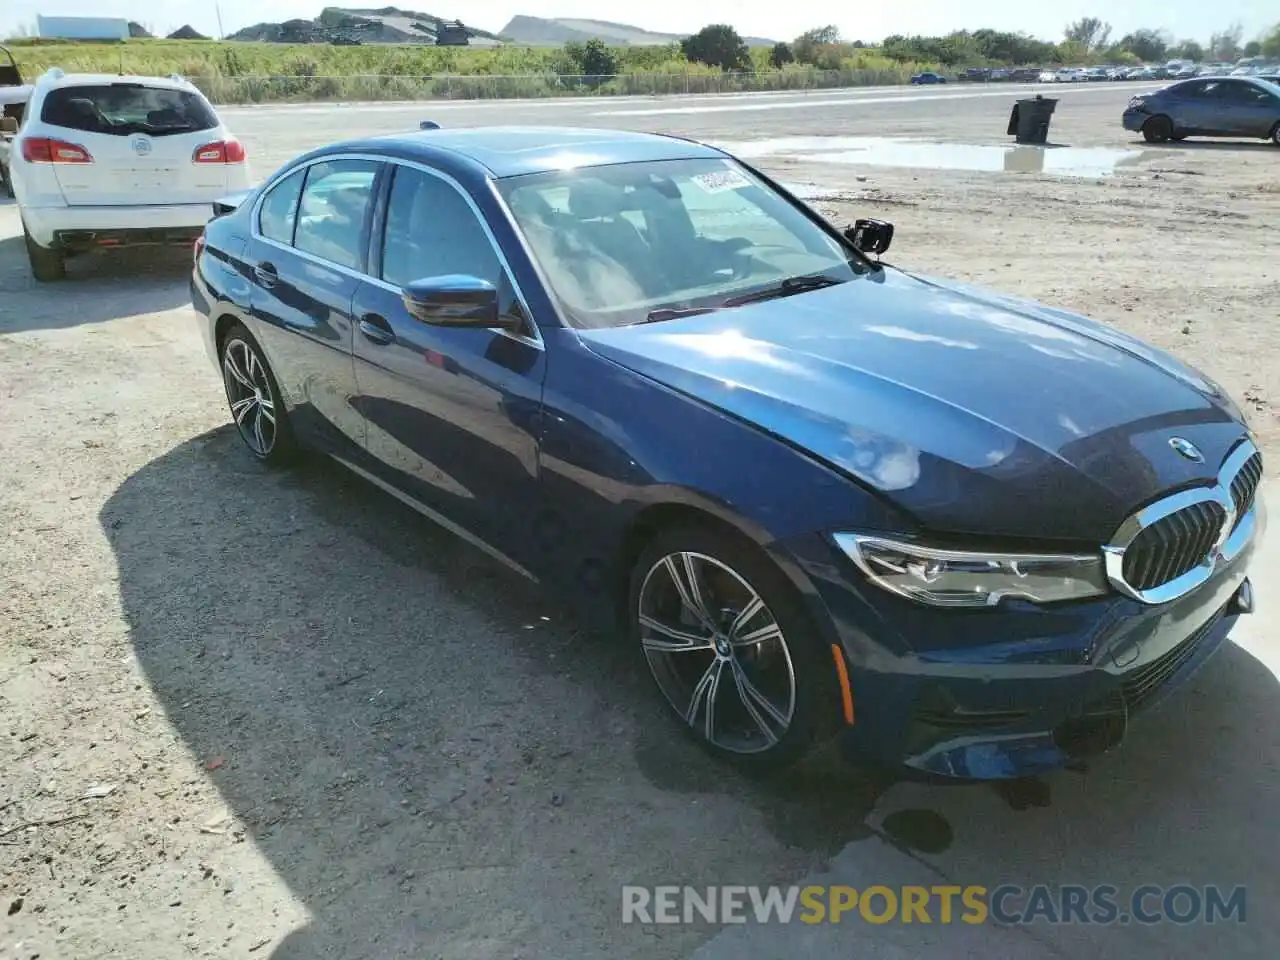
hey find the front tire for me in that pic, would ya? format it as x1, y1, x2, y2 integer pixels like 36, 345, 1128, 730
1142, 115, 1173, 143
1271, 123, 1280, 146
24, 227, 65, 282
220, 324, 297, 465
629, 524, 841, 772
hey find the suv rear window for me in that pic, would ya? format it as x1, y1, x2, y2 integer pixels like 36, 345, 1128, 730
40, 83, 218, 137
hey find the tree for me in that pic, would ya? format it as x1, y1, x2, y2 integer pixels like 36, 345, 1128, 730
1065, 17, 1111, 52
769, 41, 795, 69
1168, 40, 1205, 61
1242, 40, 1262, 57
1118, 29, 1169, 62
1262, 23, 1280, 57
577, 39, 618, 77
1209, 23, 1244, 61
681, 24, 751, 71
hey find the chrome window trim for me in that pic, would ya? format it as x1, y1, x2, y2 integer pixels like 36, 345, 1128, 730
1103, 438, 1262, 605
249, 152, 544, 351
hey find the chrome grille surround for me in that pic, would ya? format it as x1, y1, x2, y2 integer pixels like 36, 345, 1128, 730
1103, 439, 1263, 605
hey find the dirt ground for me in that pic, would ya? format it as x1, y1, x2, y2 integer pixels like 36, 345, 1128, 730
2, 90, 1279, 960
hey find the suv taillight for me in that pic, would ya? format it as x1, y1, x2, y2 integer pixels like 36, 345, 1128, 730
21, 137, 93, 164
192, 140, 246, 164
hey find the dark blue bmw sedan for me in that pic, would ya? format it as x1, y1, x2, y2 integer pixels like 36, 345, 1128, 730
191, 126, 1265, 779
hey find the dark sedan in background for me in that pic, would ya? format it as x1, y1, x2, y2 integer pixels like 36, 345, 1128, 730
191, 126, 1264, 780
1124, 76, 1280, 143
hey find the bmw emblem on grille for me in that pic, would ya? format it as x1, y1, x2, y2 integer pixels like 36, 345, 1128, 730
1168, 437, 1204, 462
131, 135, 152, 156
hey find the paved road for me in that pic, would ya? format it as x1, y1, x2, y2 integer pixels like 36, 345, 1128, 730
221, 81, 1165, 173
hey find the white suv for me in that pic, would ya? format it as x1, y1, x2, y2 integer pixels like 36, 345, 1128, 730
10, 69, 251, 281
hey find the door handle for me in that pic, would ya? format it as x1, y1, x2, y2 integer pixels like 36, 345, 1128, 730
358, 312, 394, 346
253, 261, 278, 288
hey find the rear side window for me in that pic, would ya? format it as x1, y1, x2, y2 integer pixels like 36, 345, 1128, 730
258, 169, 306, 245
293, 159, 379, 271
40, 84, 218, 137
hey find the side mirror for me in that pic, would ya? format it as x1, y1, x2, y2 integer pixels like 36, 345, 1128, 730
845, 219, 894, 256
401, 275, 508, 329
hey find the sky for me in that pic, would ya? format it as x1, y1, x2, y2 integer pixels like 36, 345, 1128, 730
2, 0, 1275, 47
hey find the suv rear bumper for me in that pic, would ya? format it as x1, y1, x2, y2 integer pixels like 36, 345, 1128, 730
23, 203, 213, 248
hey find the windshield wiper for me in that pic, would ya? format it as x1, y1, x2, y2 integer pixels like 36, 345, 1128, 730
635, 306, 722, 325
722, 274, 843, 308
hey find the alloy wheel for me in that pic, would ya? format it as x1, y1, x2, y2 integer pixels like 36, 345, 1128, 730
222, 338, 277, 457
638, 551, 796, 754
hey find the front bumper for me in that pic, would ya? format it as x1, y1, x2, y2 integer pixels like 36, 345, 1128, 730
782, 505, 1263, 780
1122, 108, 1149, 132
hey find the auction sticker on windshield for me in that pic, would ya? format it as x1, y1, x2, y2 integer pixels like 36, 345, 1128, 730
691, 168, 752, 193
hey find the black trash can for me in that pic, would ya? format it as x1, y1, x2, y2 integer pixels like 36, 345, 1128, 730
1006, 95, 1058, 145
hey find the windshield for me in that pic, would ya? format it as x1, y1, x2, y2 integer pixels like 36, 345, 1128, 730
41, 83, 218, 137
497, 158, 862, 328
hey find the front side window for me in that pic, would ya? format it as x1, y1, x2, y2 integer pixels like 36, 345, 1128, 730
258, 168, 305, 245
498, 158, 860, 328
381, 166, 501, 288
40, 83, 218, 137
293, 159, 379, 271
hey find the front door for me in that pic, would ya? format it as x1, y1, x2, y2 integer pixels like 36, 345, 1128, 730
1213, 81, 1280, 137
350, 162, 547, 573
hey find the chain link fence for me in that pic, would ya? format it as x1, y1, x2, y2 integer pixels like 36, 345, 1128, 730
190, 68, 922, 105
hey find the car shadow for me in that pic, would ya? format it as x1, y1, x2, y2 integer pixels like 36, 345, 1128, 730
1133, 139, 1279, 152
104, 426, 1280, 958
103, 427, 900, 959
0, 234, 191, 331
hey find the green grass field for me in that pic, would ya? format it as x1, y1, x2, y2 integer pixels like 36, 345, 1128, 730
3, 38, 930, 103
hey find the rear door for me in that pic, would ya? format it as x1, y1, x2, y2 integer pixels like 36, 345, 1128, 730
38, 81, 236, 205
245, 157, 382, 458
350, 162, 548, 571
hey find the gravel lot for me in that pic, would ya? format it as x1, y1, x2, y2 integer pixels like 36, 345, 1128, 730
2, 83, 1279, 960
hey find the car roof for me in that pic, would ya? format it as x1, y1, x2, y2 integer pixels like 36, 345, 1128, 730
36, 71, 196, 92
341, 125, 726, 179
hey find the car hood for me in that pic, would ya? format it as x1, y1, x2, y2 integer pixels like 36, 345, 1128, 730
577, 269, 1247, 543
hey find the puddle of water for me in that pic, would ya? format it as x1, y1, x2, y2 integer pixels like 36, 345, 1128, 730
727, 136, 1158, 178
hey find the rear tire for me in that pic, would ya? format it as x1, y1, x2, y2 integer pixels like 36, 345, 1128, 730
0, 164, 14, 199
219, 324, 297, 466
1142, 115, 1173, 143
628, 523, 843, 773
23, 227, 65, 282
1271, 123, 1280, 146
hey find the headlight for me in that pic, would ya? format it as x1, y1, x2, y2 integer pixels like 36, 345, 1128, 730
833, 534, 1108, 608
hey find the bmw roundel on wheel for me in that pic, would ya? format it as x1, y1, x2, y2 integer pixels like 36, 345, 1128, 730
190, 125, 1265, 779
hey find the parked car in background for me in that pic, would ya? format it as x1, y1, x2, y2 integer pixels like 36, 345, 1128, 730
8, 69, 251, 281
1038, 69, 1057, 83
1055, 67, 1088, 82
910, 72, 947, 84
1010, 67, 1042, 82
192, 125, 1263, 779
963, 68, 991, 82
1084, 67, 1110, 81
990, 67, 1013, 81
1123, 76, 1280, 144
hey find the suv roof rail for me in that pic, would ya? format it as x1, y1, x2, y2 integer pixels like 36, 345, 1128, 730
168, 72, 185, 83
419, 120, 441, 130
43, 67, 65, 81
